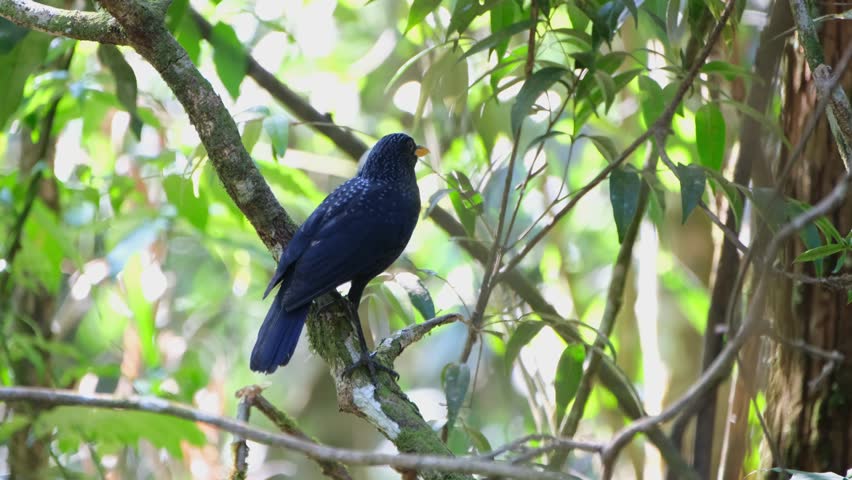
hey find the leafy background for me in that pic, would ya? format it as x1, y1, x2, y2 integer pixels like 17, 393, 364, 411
1, 0, 845, 478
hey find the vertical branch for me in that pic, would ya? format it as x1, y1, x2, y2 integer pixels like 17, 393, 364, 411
229, 391, 252, 480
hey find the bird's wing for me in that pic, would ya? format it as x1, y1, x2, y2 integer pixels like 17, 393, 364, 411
262, 192, 338, 299
281, 208, 413, 309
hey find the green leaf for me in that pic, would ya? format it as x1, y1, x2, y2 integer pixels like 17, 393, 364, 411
0, 415, 30, 443
675, 163, 705, 223
489, 0, 518, 58
264, 114, 290, 158
122, 254, 158, 367
463, 425, 492, 453
210, 22, 246, 99
505, 321, 544, 370
442, 363, 470, 434
406, 0, 442, 33
163, 175, 209, 231
638, 76, 665, 126
695, 103, 726, 170
97, 45, 143, 139
786, 201, 826, 275
794, 243, 847, 263
176, 9, 202, 64
594, 70, 617, 112
241, 117, 263, 154
0, 17, 30, 54
395, 272, 436, 320
165, 0, 189, 33
424, 188, 451, 219
525, 130, 569, 153
555, 344, 585, 423
510, 67, 567, 135
0, 28, 51, 129
460, 20, 532, 61
448, 0, 487, 36
700, 60, 756, 81
34, 407, 205, 458
552, 28, 594, 50
609, 167, 641, 242
704, 169, 743, 228
588, 134, 619, 164
449, 189, 476, 236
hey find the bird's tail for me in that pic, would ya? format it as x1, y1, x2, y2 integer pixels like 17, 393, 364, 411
250, 288, 309, 374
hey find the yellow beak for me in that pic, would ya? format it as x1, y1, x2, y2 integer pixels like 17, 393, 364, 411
415, 146, 430, 157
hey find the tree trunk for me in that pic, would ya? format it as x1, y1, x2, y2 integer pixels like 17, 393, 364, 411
764, 4, 852, 473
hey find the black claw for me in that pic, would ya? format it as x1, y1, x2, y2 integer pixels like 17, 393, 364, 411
344, 351, 399, 385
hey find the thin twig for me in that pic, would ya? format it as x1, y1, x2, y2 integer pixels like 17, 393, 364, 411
229, 389, 252, 480
243, 389, 353, 480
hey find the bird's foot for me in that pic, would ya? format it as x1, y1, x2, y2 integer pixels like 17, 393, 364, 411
343, 351, 400, 385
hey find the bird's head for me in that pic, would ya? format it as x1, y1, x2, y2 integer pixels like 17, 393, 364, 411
359, 133, 429, 181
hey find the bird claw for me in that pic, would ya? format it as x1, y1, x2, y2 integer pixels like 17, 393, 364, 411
343, 351, 399, 385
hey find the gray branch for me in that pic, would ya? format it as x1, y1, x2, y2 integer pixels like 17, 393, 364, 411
0, 386, 571, 480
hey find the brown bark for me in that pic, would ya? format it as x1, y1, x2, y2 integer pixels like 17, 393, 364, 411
765, 6, 852, 473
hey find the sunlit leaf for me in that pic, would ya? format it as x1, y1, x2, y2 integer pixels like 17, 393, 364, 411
34, 407, 205, 458
449, 189, 476, 236
555, 344, 585, 423
176, 9, 202, 64
163, 175, 209, 231
264, 114, 290, 158
511, 67, 568, 134
695, 103, 726, 170
490, 0, 519, 58
794, 243, 847, 263
638, 76, 664, 126
588, 134, 619, 164
701, 60, 757, 81
406, 0, 442, 33
241, 117, 263, 154
210, 22, 246, 99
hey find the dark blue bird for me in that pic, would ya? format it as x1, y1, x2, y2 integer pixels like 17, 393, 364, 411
250, 133, 428, 377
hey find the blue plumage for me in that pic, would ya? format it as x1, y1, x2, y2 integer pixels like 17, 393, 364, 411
250, 133, 426, 374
